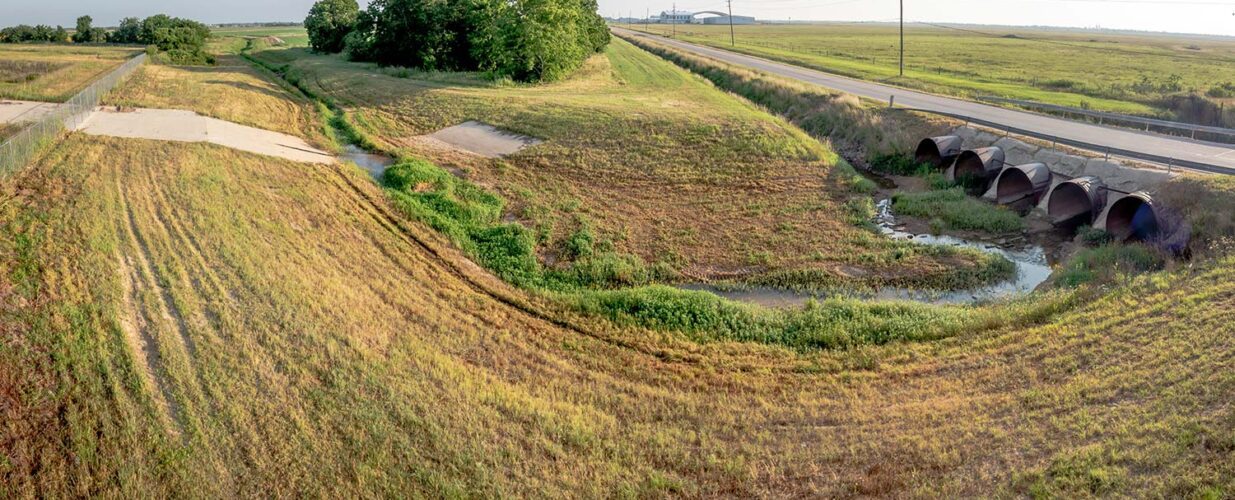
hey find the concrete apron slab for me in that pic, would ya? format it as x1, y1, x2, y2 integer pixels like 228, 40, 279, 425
0, 100, 64, 124
421, 121, 540, 158
74, 107, 334, 164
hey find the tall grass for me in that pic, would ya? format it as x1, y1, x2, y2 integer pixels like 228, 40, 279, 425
892, 188, 1026, 234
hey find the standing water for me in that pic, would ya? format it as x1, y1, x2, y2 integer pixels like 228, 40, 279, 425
683, 199, 1054, 307
340, 145, 395, 179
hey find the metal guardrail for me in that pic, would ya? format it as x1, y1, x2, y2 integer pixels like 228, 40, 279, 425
977, 95, 1235, 140
0, 53, 147, 177
899, 107, 1232, 176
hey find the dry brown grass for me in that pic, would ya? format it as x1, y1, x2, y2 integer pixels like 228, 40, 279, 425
0, 44, 138, 102
0, 134, 1231, 497
104, 56, 327, 144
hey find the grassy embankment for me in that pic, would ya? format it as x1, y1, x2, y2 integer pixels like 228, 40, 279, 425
247, 37, 1012, 292
0, 35, 1233, 497
103, 55, 326, 144
621, 32, 1024, 237
0, 44, 139, 101
625, 23, 1235, 121
1, 132, 1232, 497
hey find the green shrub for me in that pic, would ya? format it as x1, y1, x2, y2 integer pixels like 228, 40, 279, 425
870, 154, 929, 176
1077, 225, 1113, 247
1053, 244, 1165, 288
382, 157, 655, 290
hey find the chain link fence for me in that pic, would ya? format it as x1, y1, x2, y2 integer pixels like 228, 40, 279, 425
0, 53, 147, 177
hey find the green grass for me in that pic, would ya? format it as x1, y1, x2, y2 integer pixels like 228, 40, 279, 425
893, 188, 1026, 234
6, 135, 1235, 497
247, 37, 1005, 292
5, 37, 1235, 496
627, 23, 1235, 119
1053, 244, 1166, 288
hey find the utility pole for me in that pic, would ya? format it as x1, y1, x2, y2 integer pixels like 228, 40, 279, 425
672, 2, 677, 37
899, 0, 905, 77
645, 7, 649, 32
728, 0, 736, 46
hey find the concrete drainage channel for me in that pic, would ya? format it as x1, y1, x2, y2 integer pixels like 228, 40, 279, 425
916, 132, 1189, 252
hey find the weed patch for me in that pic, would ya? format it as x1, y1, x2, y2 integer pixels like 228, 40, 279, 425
892, 188, 1025, 234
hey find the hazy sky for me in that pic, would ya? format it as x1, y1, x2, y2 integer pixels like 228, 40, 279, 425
7, 0, 1235, 37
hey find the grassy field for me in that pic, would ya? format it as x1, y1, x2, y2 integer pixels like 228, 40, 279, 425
626, 23, 1235, 119
0, 44, 139, 102
1, 132, 1233, 496
104, 55, 326, 143
247, 38, 1011, 292
208, 26, 310, 55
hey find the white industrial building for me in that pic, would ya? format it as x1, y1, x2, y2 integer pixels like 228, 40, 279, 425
653, 10, 755, 24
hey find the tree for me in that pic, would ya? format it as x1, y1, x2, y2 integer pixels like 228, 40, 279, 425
109, 17, 142, 44
71, 16, 102, 43
305, 0, 359, 53
339, 0, 609, 82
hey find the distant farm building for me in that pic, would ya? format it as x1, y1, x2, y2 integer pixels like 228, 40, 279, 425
653, 10, 755, 24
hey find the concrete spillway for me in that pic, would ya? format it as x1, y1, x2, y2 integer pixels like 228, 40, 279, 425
1104, 192, 1161, 242
994, 162, 1052, 208
915, 135, 963, 169
1046, 176, 1108, 229
953, 147, 1005, 194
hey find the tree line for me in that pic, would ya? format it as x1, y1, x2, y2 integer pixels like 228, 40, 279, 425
305, 0, 610, 83
0, 15, 212, 65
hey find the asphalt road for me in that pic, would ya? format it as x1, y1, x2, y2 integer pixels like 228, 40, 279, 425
614, 28, 1235, 173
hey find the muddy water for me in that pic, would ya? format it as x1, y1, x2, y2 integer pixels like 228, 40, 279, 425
682, 199, 1055, 307
340, 145, 395, 179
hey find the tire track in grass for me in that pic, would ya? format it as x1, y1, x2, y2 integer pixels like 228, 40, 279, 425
318, 162, 695, 364
133, 155, 279, 491
114, 180, 186, 439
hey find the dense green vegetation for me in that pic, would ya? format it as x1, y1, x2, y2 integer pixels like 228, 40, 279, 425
893, 188, 1026, 234
0, 25, 69, 43
627, 23, 1235, 126
305, 0, 609, 82
106, 14, 213, 64
0, 14, 211, 65
304, 0, 358, 53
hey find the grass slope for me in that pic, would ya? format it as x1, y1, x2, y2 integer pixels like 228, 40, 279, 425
627, 23, 1235, 117
249, 38, 1006, 291
104, 56, 326, 143
0, 135, 1232, 497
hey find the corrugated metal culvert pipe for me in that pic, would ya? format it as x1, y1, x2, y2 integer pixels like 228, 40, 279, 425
914, 135, 963, 168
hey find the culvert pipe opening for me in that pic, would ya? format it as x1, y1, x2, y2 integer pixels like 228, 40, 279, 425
994, 162, 1052, 207
1105, 192, 1160, 242
915, 135, 963, 169
1047, 176, 1107, 229
953, 147, 1005, 194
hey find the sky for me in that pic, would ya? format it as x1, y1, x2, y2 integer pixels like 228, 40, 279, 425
5, 0, 1234, 37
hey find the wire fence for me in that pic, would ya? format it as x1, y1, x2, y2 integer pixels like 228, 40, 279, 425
0, 53, 147, 177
